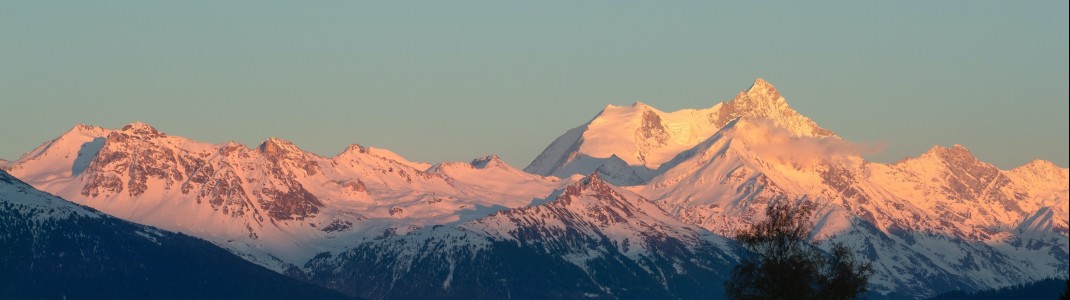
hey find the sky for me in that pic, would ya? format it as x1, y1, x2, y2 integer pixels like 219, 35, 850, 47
1, 1, 1067, 169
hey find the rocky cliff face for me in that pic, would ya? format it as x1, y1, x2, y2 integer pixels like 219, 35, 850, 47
5, 79, 1066, 299
6, 122, 566, 271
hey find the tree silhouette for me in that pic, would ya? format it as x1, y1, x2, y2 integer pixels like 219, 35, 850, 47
725, 201, 872, 300
1061, 278, 1068, 300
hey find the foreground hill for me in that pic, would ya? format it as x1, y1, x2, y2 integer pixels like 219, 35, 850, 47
0, 170, 349, 300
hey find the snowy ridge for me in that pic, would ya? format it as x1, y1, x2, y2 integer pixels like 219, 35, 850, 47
524, 78, 833, 182
5, 78, 1066, 299
466, 173, 737, 262
303, 173, 742, 299
2, 124, 112, 182
593, 154, 645, 186
630, 118, 1068, 297
6, 122, 570, 271
0, 170, 101, 222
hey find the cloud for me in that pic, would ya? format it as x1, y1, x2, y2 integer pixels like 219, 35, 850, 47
724, 119, 885, 168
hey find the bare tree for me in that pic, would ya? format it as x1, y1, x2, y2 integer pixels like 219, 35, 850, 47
725, 200, 872, 300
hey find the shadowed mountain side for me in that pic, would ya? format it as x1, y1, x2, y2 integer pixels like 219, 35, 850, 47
302, 174, 743, 300
0, 170, 351, 300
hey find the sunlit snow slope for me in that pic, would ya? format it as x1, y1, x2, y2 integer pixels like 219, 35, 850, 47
0, 170, 348, 299
525, 78, 833, 184
4, 78, 1066, 299
4, 122, 569, 271
303, 174, 743, 299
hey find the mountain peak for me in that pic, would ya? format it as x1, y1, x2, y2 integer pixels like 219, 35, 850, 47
68, 123, 107, 134
554, 172, 647, 212
470, 154, 506, 169
731, 78, 785, 109
121, 121, 154, 130
555, 172, 614, 204
595, 101, 657, 120
738, 78, 783, 108
926, 144, 973, 157
713, 79, 834, 137
579, 172, 608, 188
527, 79, 832, 180
594, 154, 645, 186
951, 143, 969, 151
258, 137, 300, 156
120, 121, 164, 137
335, 144, 432, 170
51, 124, 111, 143
218, 142, 248, 156
1012, 159, 1064, 174
920, 144, 987, 169
748, 78, 776, 93
341, 144, 369, 155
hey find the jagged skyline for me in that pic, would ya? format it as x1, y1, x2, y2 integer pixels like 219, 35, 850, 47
3, 3, 1067, 299
5, 77, 1065, 298
2, 2, 1066, 169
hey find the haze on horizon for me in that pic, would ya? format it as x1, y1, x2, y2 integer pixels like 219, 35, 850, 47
1, 1, 1067, 169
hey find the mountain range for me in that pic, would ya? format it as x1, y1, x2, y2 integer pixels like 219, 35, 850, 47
2, 79, 1066, 299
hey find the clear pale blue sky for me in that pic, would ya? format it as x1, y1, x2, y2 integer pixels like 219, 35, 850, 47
2, 1, 1067, 169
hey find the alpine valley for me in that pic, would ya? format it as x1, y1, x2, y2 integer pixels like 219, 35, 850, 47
2, 79, 1066, 299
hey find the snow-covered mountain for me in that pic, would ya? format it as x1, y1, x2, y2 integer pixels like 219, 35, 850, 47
521, 78, 1066, 298
637, 118, 1068, 239
628, 118, 1068, 297
4, 78, 1066, 299
4, 122, 568, 271
302, 173, 743, 299
0, 169, 349, 299
524, 78, 832, 184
